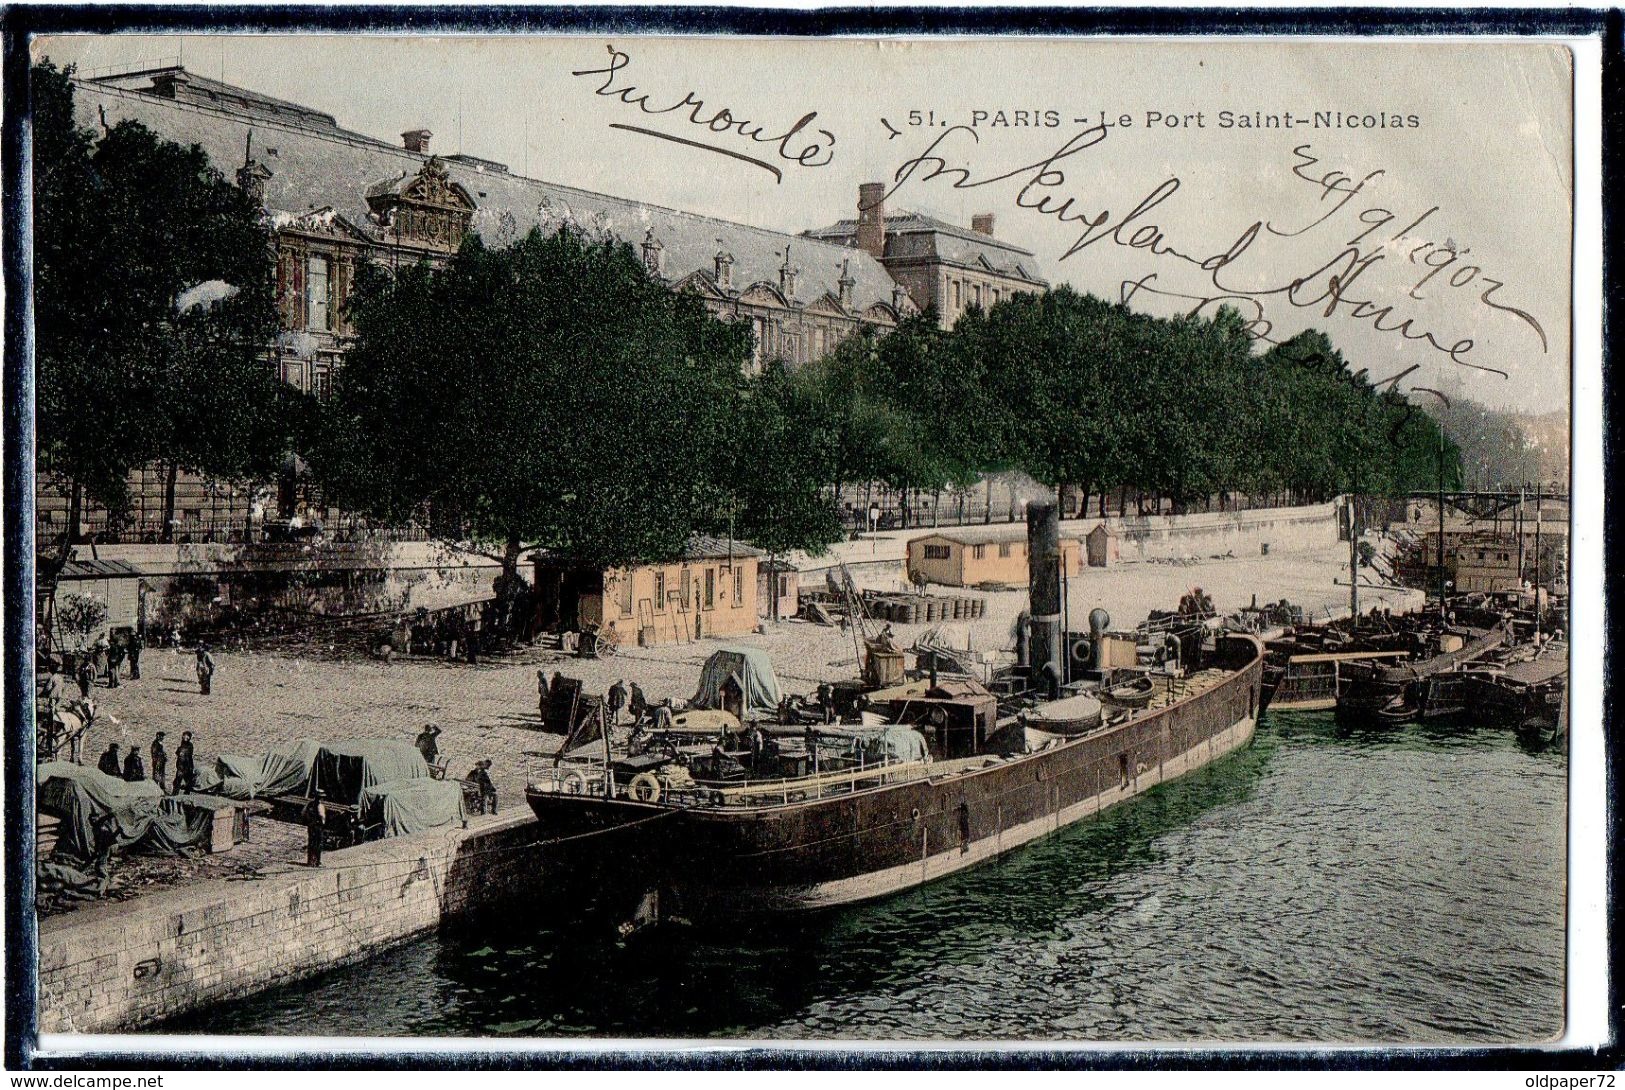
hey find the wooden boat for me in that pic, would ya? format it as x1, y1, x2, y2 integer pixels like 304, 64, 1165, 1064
1260, 649, 1409, 713
1464, 640, 1568, 738
1337, 624, 1510, 724
526, 634, 1264, 919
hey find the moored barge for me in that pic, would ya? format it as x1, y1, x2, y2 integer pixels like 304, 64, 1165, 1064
527, 631, 1263, 917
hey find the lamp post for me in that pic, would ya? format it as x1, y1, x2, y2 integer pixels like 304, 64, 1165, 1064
1414, 387, 1451, 626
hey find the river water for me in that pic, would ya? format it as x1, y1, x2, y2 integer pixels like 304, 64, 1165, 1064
168, 712, 1566, 1044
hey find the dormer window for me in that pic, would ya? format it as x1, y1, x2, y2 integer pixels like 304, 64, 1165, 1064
642, 231, 665, 276
715, 250, 734, 289
365, 157, 475, 250
837, 258, 855, 306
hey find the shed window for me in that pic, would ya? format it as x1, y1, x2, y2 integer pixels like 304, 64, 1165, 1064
654, 571, 666, 612
923, 544, 951, 560
733, 566, 744, 606
998, 542, 1012, 558
704, 567, 716, 609
972, 544, 986, 560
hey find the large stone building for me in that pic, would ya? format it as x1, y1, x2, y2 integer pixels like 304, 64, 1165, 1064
805, 182, 1049, 327
45, 67, 926, 541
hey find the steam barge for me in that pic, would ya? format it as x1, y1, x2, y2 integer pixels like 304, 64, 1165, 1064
526, 505, 1264, 919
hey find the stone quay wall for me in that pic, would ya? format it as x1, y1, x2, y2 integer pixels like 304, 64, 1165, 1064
39, 812, 545, 1035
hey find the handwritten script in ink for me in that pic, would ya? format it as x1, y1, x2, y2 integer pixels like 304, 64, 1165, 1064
572, 45, 836, 184
879, 123, 1549, 381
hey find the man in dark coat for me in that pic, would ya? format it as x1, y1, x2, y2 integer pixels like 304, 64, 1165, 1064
303, 794, 327, 867
105, 638, 124, 688
414, 723, 442, 768
150, 732, 168, 792
122, 745, 144, 783
628, 682, 648, 729
97, 743, 121, 777
173, 731, 196, 794
468, 759, 497, 815
606, 680, 628, 727
75, 657, 96, 700
195, 645, 216, 695
126, 633, 142, 680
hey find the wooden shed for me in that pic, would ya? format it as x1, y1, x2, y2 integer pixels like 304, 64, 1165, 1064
531, 535, 764, 647
906, 525, 1082, 588
44, 558, 145, 651
757, 559, 800, 623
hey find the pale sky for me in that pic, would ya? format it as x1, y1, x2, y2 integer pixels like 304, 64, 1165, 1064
36, 33, 1574, 413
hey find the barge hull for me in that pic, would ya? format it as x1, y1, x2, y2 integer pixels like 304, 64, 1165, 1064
532, 636, 1263, 915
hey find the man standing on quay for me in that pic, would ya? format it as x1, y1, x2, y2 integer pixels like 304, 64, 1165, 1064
150, 731, 168, 793
195, 644, 216, 695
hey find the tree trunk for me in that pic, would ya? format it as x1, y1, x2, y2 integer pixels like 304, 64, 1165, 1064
160, 461, 180, 543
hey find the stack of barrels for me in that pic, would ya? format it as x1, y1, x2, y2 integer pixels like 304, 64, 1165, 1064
865, 593, 987, 624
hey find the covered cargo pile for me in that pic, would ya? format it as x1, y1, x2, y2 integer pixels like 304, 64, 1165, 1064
214, 739, 322, 800
313, 740, 431, 805
37, 761, 211, 858
359, 778, 466, 838
690, 646, 783, 718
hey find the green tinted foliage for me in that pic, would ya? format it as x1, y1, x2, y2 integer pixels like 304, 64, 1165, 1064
315, 227, 766, 570
33, 61, 294, 515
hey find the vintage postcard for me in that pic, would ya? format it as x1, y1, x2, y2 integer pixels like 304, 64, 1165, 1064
11, 23, 1599, 1062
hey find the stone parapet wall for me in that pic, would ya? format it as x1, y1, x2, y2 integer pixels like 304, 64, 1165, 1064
1100, 502, 1339, 564
39, 813, 543, 1035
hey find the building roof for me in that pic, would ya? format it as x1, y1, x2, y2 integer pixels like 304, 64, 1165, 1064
530, 534, 764, 568
805, 210, 1047, 285
909, 523, 1083, 546
58, 558, 144, 580
74, 69, 909, 319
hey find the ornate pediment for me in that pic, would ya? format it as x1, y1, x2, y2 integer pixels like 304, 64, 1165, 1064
366, 157, 476, 249
271, 206, 375, 244
738, 282, 790, 309
671, 270, 728, 300
804, 292, 849, 317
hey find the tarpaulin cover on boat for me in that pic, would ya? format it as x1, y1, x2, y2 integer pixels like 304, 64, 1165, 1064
36, 761, 209, 860
359, 778, 465, 837
214, 739, 321, 800
819, 725, 930, 763
313, 740, 431, 805
689, 646, 782, 717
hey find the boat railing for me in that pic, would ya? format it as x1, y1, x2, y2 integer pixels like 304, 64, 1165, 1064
706, 758, 933, 807
526, 754, 934, 809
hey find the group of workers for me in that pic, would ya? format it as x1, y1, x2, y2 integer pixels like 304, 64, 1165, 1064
412, 722, 499, 816
95, 730, 196, 793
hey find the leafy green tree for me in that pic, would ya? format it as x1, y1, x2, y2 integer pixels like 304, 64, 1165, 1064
313, 226, 757, 596
715, 365, 843, 557
33, 60, 293, 564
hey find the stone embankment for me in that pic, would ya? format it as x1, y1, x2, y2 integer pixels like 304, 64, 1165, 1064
40, 812, 544, 1034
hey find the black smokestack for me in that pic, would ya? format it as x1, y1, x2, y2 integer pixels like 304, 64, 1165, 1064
1028, 503, 1063, 693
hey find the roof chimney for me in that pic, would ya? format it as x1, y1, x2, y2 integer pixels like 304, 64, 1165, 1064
857, 182, 887, 260
401, 129, 432, 154
971, 213, 995, 237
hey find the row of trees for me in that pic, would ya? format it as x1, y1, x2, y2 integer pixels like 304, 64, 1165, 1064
765, 289, 1461, 526
35, 58, 1463, 608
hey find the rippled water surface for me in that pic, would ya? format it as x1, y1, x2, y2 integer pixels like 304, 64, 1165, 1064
170, 713, 1566, 1044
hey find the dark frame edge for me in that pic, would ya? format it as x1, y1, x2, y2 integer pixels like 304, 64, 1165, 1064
0, 3, 1617, 1071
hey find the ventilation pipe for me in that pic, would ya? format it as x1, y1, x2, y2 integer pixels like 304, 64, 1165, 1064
1089, 608, 1111, 673
1027, 503, 1063, 692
